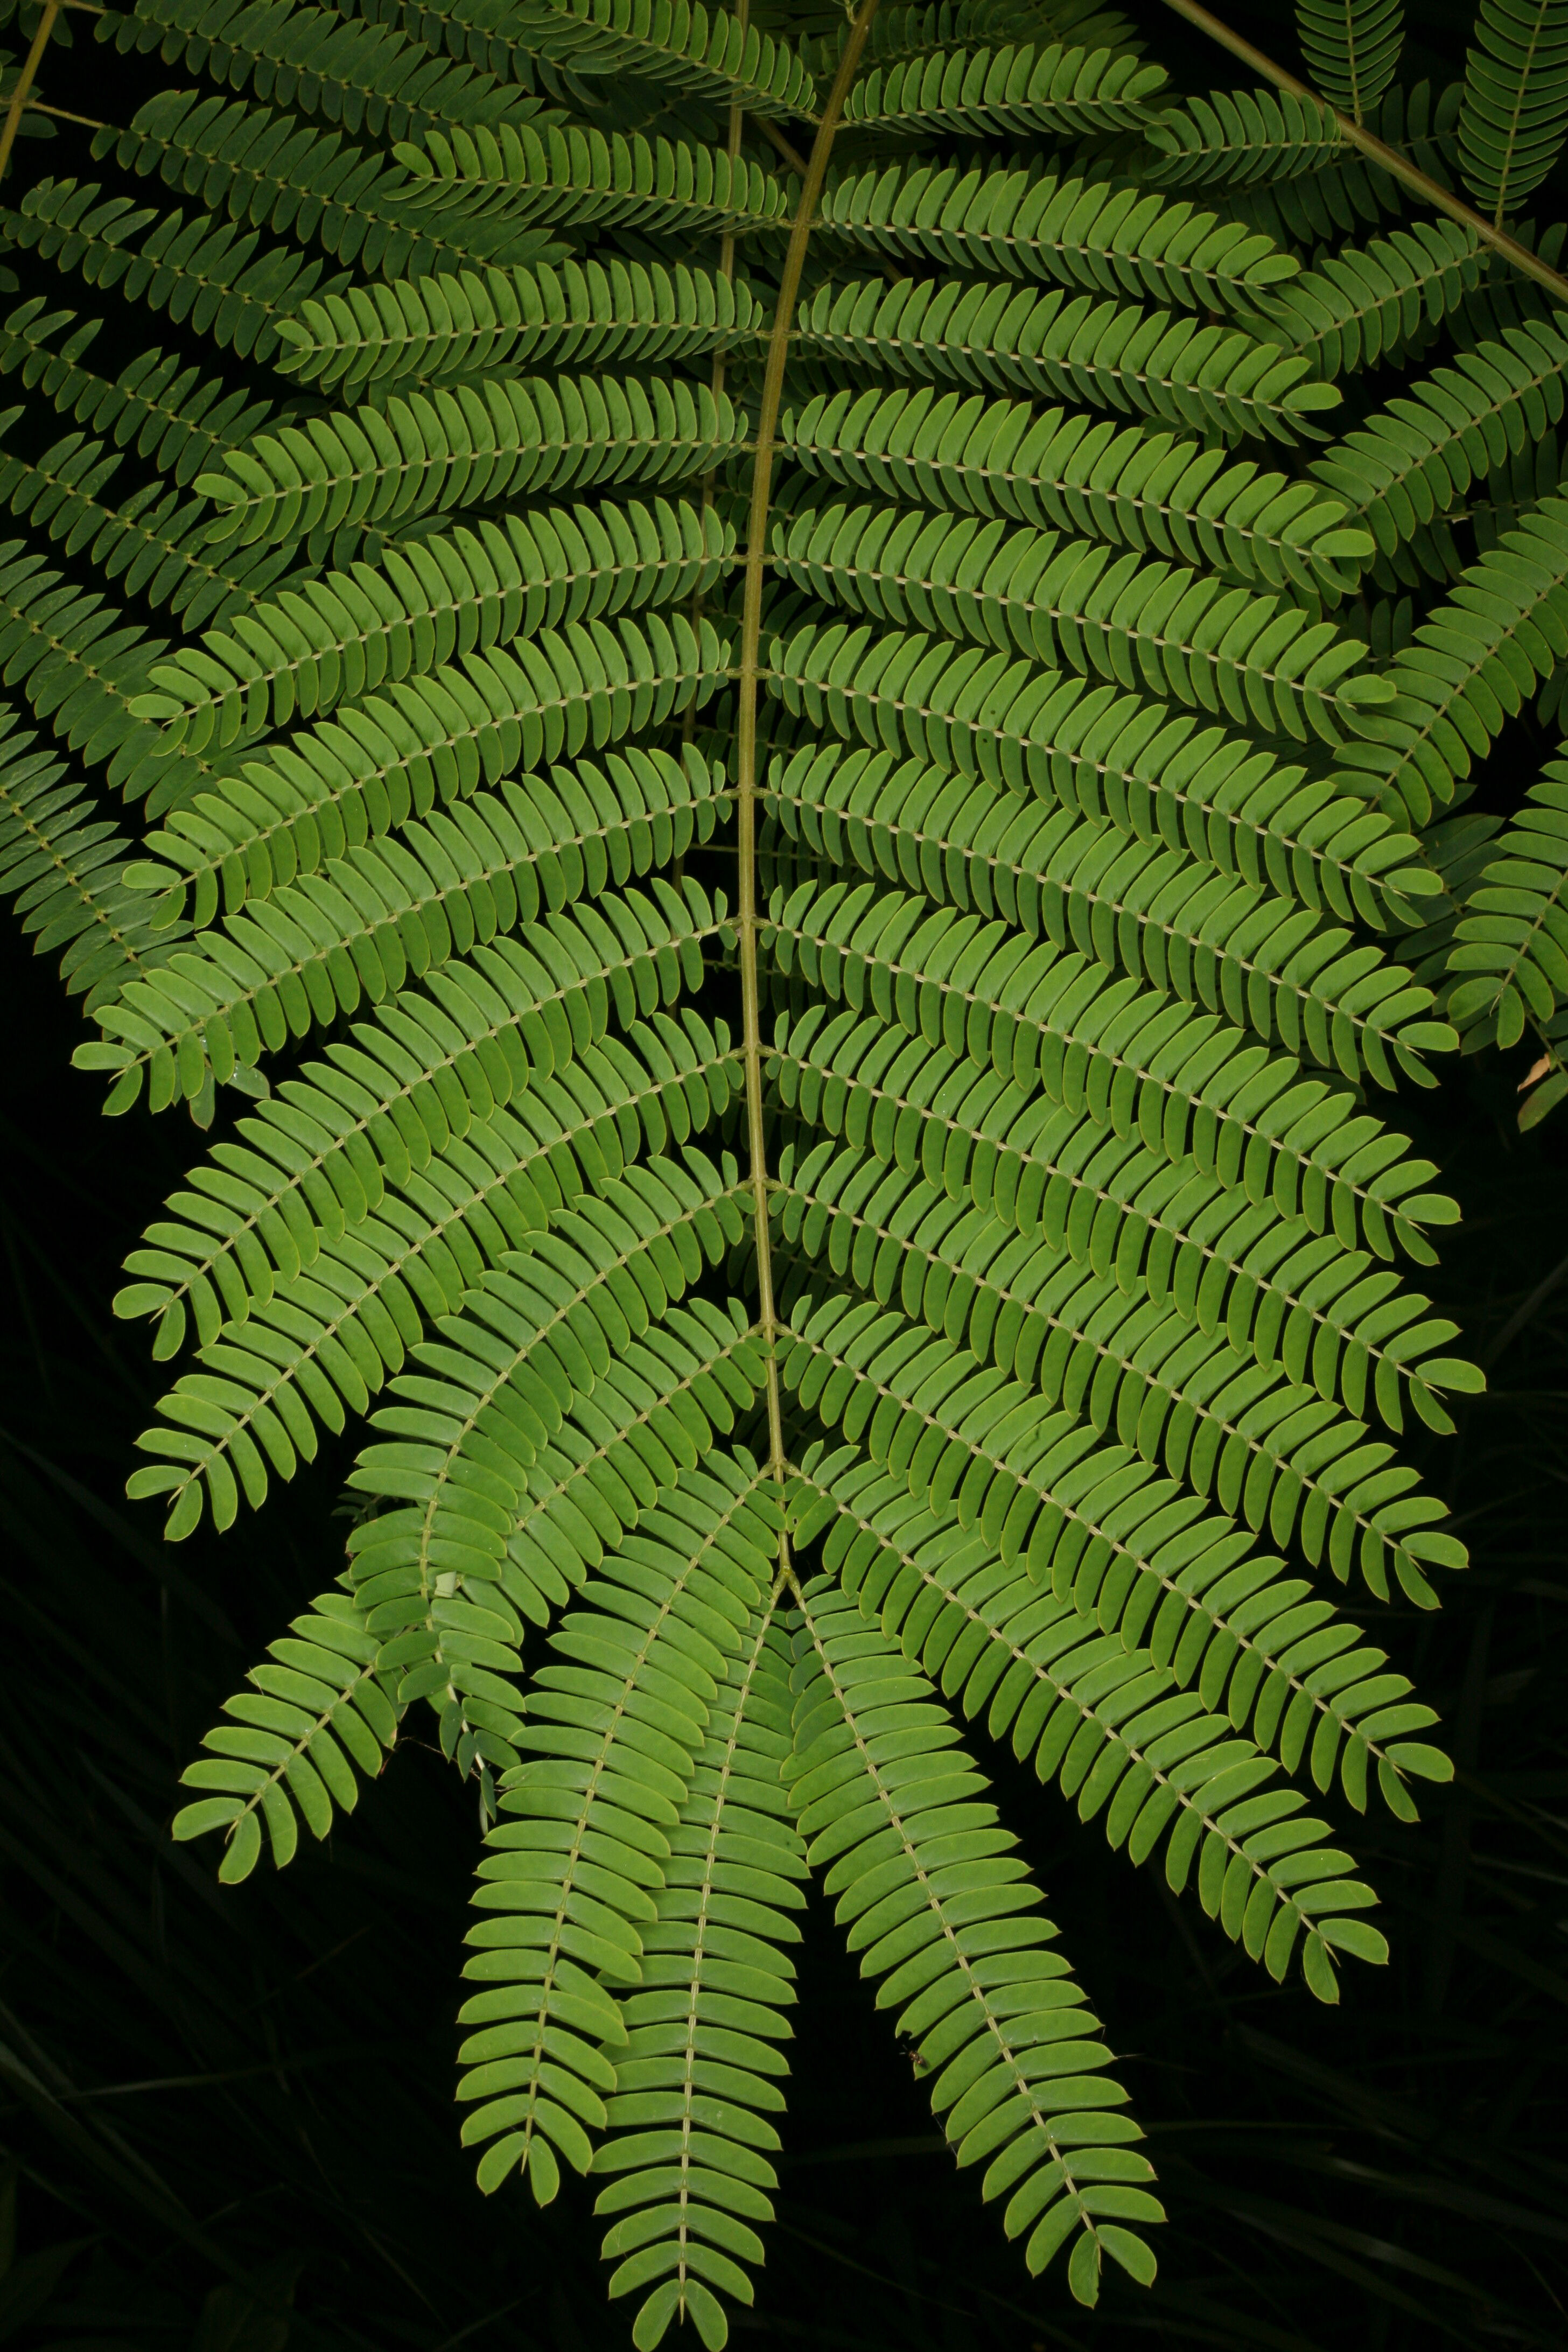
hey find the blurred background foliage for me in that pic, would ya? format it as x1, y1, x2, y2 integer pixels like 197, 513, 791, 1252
0, 0, 1564, 2344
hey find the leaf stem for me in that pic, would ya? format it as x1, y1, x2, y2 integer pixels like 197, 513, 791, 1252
1158, 0, 1568, 304
735, 0, 880, 1482
0, 0, 59, 183
754, 113, 811, 178
24, 101, 107, 126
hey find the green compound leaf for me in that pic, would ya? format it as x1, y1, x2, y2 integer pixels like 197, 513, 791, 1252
592, 1595, 807, 2350
779, 384, 1374, 599
458, 1459, 781, 2200
1458, 0, 1568, 225
5, 0, 1501, 2328
275, 256, 765, 400
818, 158, 1300, 314
841, 39, 1168, 137
1296, 0, 1405, 123
786, 1571, 1164, 2302
789, 1462, 1397, 2001
793, 275, 1343, 447
174, 1591, 400, 1878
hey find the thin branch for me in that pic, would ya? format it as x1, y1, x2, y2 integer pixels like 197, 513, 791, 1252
1158, 0, 1568, 305
0, 0, 59, 183
734, 0, 880, 1483
26, 101, 106, 127
754, 112, 811, 178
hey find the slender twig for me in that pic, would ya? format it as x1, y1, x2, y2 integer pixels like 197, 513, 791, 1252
1158, 0, 1568, 304
736, 0, 880, 1482
0, 0, 59, 183
754, 113, 811, 179
25, 101, 106, 126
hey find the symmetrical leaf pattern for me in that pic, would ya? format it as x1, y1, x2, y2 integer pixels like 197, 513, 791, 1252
19, 0, 1558, 2338
1457, 0, 1568, 223
1296, 0, 1405, 123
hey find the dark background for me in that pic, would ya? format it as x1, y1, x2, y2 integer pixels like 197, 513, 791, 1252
1, 1, 1566, 2347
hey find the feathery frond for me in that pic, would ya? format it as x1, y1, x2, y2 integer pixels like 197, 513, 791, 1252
1208, 77, 1460, 247
792, 273, 1343, 445
1339, 498, 1568, 820
783, 1566, 1161, 2304
840, 39, 1167, 136
172, 1591, 398, 1877
790, 1441, 1448, 1820
764, 733, 1436, 939
275, 255, 765, 397
817, 158, 1301, 313
592, 1593, 805, 2348
95, 89, 561, 279
767, 495, 1386, 741
1444, 761, 1568, 1115
111, 0, 559, 143
1457, 0, 1568, 224
465, 0, 820, 120
1145, 86, 1347, 186
0, 702, 190, 1011
88, 648, 729, 1097
189, 369, 743, 547
391, 119, 793, 240
791, 1462, 1408, 1973
778, 1245, 1461, 1609
135, 495, 729, 754
459, 1459, 779, 2198
0, 538, 208, 810
780, 383, 1375, 599
0, 295, 275, 484
111, 865, 730, 1355
127, 1003, 743, 1534
5, 177, 348, 361
0, 419, 304, 629
5, 0, 1518, 2334
1310, 314, 1568, 579
1239, 220, 1485, 382
1296, 0, 1405, 124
